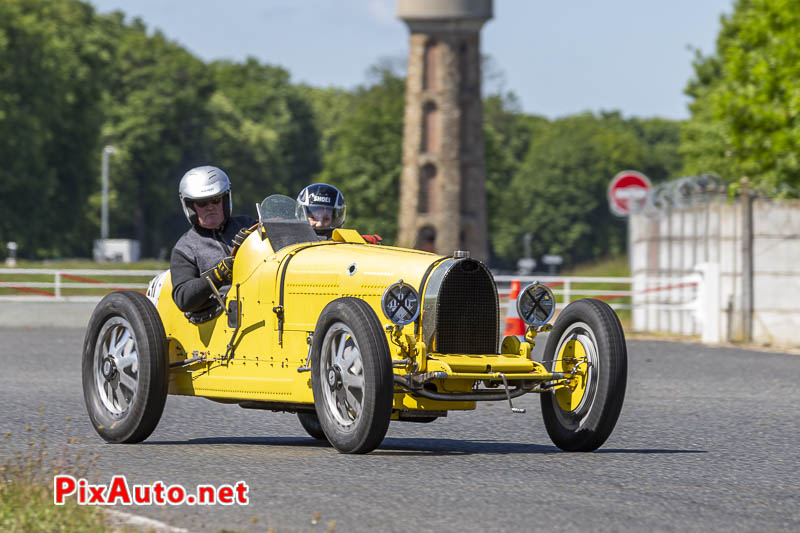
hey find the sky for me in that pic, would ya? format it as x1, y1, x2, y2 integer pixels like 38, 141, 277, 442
88, 0, 735, 120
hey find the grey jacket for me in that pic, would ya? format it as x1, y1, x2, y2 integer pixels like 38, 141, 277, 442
170, 215, 257, 321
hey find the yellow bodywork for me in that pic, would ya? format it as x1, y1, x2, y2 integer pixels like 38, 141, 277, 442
153, 228, 572, 416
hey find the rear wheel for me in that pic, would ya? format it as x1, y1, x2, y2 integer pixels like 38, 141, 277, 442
297, 411, 327, 441
311, 298, 393, 454
82, 291, 168, 443
540, 299, 627, 452
402, 416, 438, 423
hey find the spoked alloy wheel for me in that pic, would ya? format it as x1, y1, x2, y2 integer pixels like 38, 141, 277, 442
82, 291, 168, 444
311, 298, 393, 454
541, 299, 627, 452
95, 317, 140, 416
320, 323, 366, 427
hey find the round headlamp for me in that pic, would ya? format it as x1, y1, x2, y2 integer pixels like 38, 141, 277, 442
517, 282, 556, 327
381, 280, 420, 326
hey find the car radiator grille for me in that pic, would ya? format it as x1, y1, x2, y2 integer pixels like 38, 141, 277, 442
435, 259, 498, 355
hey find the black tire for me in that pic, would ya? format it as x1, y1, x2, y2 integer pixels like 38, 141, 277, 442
310, 298, 393, 454
297, 411, 327, 441
82, 291, 168, 443
540, 299, 627, 452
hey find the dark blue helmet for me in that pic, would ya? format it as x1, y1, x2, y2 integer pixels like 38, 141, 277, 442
296, 183, 346, 236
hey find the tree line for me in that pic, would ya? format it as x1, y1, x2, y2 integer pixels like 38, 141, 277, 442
1, 0, 793, 268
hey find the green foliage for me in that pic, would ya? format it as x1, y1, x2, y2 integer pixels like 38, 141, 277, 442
483, 93, 548, 263
562, 255, 630, 277
0, 424, 114, 533
314, 66, 406, 242
0, 2, 324, 259
0, 0, 684, 268
207, 59, 321, 207
100, 14, 214, 257
491, 112, 680, 268
626, 117, 683, 183
0, 466, 111, 533
299, 84, 354, 160
682, 0, 800, 193
0, 0, 112, 258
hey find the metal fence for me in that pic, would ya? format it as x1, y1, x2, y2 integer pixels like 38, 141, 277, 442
0, 269, 163, 302
1, 268, 712, 337
493, 275, 633, 310
0, 269, 637, 307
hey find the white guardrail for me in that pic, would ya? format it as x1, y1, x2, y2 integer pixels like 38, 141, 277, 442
1, 268, 717, 339
0, 269, 164, 302
0, 269, 636, 309
493, 275, 633, 310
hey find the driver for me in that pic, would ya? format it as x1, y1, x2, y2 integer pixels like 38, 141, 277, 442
170, 166, 257, 323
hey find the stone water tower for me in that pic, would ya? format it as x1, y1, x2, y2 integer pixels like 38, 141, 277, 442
396, 0, 492, 261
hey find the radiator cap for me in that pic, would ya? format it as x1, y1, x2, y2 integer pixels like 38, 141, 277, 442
453, 250, 470, 259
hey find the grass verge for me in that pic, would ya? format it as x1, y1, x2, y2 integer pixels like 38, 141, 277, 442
7, 259, 169, 270
0, 423, 116, 533
561, 255, 630, 278
561, 255, 631, 329
0, 259, 167, 298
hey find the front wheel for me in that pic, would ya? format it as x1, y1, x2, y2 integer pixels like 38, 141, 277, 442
540, 299, 627, 452
82, 291, 168, 443
311, 298, 393, 454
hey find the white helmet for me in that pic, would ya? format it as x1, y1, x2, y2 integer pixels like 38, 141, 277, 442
178, 166, 232, 226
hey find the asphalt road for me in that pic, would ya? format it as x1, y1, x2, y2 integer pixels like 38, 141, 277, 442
1, 326, 798, 533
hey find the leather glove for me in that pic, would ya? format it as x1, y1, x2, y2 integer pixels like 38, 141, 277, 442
205, 256, 234, 287
232, 226, 255, 248
362, 234, 383, 245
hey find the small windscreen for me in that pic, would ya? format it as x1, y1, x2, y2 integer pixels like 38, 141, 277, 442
259, 195, 303, 223
262, 221, 321, 251
258, 194, 320, 250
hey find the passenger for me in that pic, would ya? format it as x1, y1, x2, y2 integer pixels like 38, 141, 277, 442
296, 183, 347, 240
170, 166, 257, 323
296, 183, 382, 244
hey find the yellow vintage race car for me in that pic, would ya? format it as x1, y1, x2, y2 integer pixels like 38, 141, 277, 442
82, 195, 627, 454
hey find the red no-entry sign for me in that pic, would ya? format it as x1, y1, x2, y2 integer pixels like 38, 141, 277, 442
608, 170, 651, 217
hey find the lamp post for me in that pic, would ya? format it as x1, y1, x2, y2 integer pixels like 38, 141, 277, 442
101, 145, 115, 240
5, 241, 17, 267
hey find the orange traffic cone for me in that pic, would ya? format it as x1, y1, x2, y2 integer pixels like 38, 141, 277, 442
503, 279, 526, 338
